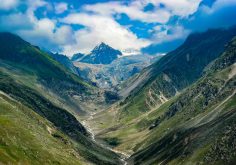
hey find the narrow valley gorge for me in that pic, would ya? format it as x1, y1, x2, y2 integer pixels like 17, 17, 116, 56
1, 26, 236, 164
1, 1, 236, 164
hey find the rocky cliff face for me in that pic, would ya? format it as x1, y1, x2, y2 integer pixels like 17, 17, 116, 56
73, 55, 160, 89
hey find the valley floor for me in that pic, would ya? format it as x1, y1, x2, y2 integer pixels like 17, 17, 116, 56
81, 109, 131, 165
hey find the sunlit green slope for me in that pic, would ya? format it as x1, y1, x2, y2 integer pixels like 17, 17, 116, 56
119, 26, 236, 122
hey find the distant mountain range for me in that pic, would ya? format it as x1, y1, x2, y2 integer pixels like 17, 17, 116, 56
49, 42, 160, 89
71, 53, 85, 61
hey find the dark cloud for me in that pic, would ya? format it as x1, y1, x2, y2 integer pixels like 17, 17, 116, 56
184, 2, 236, 32
143, 0, 236, 55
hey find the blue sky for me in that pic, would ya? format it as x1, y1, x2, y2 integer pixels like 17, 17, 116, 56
0, 0, 236, 56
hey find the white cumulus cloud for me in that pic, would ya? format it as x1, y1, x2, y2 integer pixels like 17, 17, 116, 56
83, 1, 171, 23
61, 13, 150, 55
2, 0, 223, 56
0, 0, 19, 10
55, 2, 68, 14
83, 0, 202, 23
151, 25, 190, 43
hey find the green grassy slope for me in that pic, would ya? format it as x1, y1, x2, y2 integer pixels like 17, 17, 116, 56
129, 37, 236, 165
119, 26, 236, 121
0, 33, 88, 86
0, 92, 84, 165
0, 33, 121, 164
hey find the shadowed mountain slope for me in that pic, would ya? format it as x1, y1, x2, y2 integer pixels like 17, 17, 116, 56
0, 32, 121, 165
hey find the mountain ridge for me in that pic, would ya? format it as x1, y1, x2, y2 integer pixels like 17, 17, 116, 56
0, 32, 122, 164
118, 26, 236, 121
128, 36, 236, 165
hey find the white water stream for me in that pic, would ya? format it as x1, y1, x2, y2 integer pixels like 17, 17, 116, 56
82, 112, 130, 165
